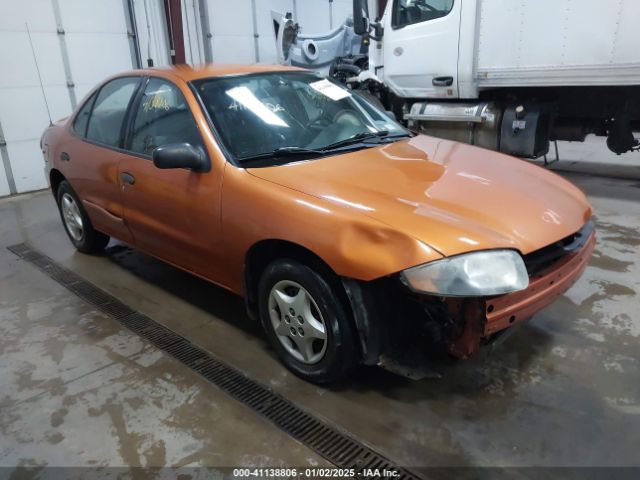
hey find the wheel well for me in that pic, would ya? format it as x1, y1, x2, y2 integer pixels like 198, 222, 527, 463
49, 169, 65, 198
244, 240, 350, 320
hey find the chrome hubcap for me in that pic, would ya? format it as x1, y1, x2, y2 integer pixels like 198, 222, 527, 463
268, 280, 327, 364
61, 193, 83, 241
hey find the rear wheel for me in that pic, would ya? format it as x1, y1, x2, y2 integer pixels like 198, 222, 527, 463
56, 180, 110, 253
258, 259, 358, 383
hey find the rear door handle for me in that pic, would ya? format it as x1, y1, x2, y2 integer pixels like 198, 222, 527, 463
60, 152, 70, 161
120, 172, 135, 185
432, 76, 454, 87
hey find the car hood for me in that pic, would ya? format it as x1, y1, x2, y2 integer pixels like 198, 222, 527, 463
247, 135, 592, 257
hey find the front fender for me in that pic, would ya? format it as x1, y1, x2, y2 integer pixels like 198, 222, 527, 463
220, 167, 442, 293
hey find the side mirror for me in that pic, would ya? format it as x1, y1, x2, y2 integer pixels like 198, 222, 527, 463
353, 0, 371, 35
152, 143, 209, 172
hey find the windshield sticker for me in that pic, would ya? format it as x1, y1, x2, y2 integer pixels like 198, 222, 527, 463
310, 79, 351, 101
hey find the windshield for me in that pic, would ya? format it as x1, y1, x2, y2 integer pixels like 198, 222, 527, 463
192, 72, 407, 162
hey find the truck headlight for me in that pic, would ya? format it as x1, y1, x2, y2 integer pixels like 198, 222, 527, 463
401, 250, 529, 297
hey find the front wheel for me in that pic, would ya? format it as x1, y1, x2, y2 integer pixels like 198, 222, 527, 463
258, 259, 358, 384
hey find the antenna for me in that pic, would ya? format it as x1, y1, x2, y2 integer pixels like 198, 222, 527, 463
26, 22, 53, 125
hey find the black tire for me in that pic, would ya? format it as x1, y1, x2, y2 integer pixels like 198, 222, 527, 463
56, 180, 110, 253
258, 259, 358, 384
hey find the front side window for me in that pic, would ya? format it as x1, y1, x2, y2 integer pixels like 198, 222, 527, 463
72, 92, 97, 137
128, 78, 204, 156
193, 72, 406, 163
392, 0, 454, 28
86, 77, 140, 147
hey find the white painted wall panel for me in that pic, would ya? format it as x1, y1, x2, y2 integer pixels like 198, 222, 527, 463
211, 35, 254, 63
0, 0, 57, 32
0, 31, 65, 90
0, 86, 54, 143
182, 0, 206, 64
59, 0, 129, 32
0, 0, 137, 195
0, 169, 10, 197
65, 33, 132, 91
210, 0, 253, 35
6, 140, 47, 193
132, 0, 171, 67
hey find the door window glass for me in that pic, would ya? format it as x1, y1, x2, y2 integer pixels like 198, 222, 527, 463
86, 77, 140, 147
129, 78, 204, 156
392, 0, 454, 28
72, 92, 97, 137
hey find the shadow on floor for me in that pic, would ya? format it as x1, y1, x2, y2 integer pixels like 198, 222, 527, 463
104, 243, 556, 398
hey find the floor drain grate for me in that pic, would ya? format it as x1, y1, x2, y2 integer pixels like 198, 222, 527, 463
8, 243, 420, 479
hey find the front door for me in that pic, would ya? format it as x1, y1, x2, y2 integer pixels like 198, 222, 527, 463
382, 0, 461, 99
118, 77, 223, 280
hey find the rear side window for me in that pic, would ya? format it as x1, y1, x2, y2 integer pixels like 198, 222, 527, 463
72, 92, 97, 137
392, 0, 454, 29
86, 77, 140, 148
128, 78, 204, 156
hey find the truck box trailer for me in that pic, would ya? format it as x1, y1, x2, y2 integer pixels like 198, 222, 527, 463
347, 0, 640, 157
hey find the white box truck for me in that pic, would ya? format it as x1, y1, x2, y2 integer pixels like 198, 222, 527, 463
348, 0, 640, 157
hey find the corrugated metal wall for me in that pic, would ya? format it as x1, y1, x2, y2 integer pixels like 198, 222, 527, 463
0, 0, 363, 196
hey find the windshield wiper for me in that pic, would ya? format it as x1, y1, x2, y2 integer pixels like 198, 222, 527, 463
319, 130, 412, 151
238, 146, 326, 163
319, 131, 389, 151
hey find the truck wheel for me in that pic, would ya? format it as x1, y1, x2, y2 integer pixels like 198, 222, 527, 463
258, 259, 358, 384
56, 180, 110, 253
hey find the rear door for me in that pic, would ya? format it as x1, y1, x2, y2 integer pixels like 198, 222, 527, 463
63, 76, 142, 243
117, 77, 223, 278
382, 0, 461, 99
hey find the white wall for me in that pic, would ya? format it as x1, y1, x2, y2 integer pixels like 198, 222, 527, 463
0, 0, 137, 195
133, 0, 171, 67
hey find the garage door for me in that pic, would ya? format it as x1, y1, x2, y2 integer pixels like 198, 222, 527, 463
0, 0, 137, 195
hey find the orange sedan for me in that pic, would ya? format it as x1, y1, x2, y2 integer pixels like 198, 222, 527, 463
42, 65, 595, 383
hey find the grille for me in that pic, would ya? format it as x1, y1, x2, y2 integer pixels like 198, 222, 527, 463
8, 243, 421, 480
523, 220, 594, 276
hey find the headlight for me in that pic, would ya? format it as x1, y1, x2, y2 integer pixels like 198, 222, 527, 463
401, 250, 529, 297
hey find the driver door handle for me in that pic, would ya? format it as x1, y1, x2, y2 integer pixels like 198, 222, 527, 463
120, 172, 135, 185
433, 76, 454, 87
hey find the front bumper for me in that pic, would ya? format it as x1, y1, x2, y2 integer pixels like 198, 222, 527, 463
345, 222, 596, 368
449, 225, 596, 357
484, 228, 596, 336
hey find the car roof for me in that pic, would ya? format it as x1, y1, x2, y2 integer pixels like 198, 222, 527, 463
120, 63, 307, 82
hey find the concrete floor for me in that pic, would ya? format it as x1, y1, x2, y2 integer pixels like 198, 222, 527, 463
0, 171, 639, 470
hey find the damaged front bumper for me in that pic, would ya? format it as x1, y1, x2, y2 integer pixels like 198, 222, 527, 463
344, 221, 596, 368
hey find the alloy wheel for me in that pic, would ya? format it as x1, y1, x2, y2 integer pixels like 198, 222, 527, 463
268, 280, 328, 364
60, 193, 84, 241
